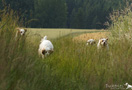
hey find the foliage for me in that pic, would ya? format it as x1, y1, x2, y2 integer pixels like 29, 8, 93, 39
3, 0, 34, 27
109, 3, 132, 40
32, 0, 67, 28
1, 0, 132, 28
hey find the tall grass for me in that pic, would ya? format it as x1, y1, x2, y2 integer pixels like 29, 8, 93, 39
1, 6, 132, 90
109, 3, 132, 40
0, 9, 41, 90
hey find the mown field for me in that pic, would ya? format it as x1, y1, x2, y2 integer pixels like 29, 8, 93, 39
27, 28, 106, 39
27, 28, 108, 45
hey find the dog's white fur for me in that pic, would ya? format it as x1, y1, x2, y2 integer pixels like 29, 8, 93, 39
97, 38, 109, 50
125, 83, 132, 89
38, 36, 54, 58
15, 28, 27, 37
40, 36, 47, 43
86, 39, 95, 45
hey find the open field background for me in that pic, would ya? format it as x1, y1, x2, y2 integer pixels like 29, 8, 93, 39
27, 28, 106, 39
27, 28, 109, 45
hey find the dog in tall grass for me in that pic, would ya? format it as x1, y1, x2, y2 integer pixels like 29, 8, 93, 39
38, 36, 54, 58
86, 39, 96, 45
125, 83, 132, 89
15, 28, 27, 38
97, 38, 109, 50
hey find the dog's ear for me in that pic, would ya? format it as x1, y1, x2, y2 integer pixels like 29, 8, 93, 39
17, 29, 21, 33
106, 38, 108, 41
16, 28, 21, 33
24, 28, 27, 32
101, 39, 104, 42
49, 50, 54, 54
42, 50, 47, 55
16, 27, 20, 30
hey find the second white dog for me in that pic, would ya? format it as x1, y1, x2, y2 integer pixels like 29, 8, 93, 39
86, 39, 96, 45
125, 83, 132, 89
38, 36, 54, 58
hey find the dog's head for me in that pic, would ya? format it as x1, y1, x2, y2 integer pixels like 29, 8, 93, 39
125, 83, 128, 86
42, 49, 53, 58
98, 38, 108, 47
16, 28, 27, 36
42, 49, 47, 55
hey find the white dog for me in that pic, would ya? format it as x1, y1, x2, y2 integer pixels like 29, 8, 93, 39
86, 39, 96, 45
97, 38, 109, 50
15, 28, 27, 37
38, 36, 54, 58
125, 83, 132, 89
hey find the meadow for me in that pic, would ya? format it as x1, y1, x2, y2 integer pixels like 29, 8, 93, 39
26, 28, 107, 46
27, 28, 105, 40
0, 8, 132, 90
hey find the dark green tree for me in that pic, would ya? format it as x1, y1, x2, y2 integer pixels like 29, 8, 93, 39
4, 0, 34, 27
1, 0, 132, 28
70, 7, 84, 28
33, 0, 67, 28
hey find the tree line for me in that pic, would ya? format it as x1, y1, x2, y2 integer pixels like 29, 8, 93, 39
0, 0, 131, 29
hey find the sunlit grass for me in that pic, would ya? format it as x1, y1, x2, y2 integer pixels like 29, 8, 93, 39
26, 28, 106, 46
27, 28, 105, 39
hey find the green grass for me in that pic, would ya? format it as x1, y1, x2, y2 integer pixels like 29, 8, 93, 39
1, 7, 132, 90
